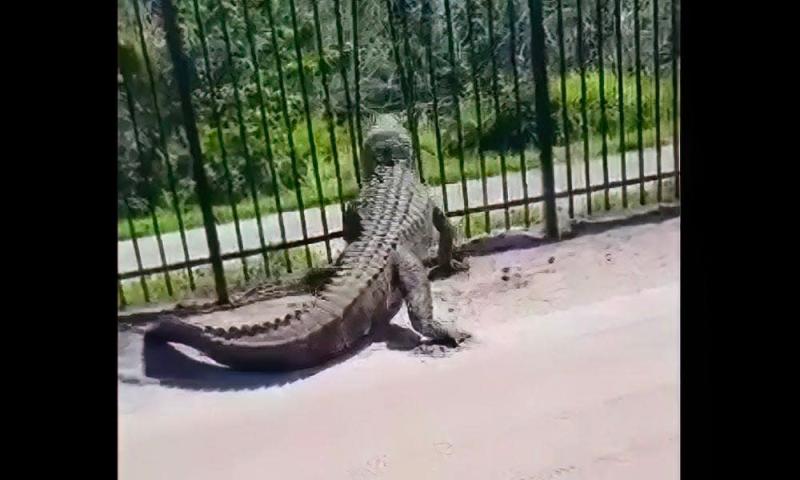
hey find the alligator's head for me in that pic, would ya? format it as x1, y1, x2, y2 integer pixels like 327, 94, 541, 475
360, 115, 415, 178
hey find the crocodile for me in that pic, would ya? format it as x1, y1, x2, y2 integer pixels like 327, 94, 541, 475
145, 115, 470, 371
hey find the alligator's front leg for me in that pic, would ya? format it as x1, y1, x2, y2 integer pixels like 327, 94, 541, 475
395, 246, 470, 346
342, 200, 362, 244
429, 206, 469, 280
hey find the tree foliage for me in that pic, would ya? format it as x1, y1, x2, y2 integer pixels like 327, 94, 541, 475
118, 0, 678, 217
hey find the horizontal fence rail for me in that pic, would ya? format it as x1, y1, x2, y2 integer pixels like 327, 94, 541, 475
118, 0, 680, 307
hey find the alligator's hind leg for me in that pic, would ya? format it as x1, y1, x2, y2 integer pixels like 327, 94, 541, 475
429, 206, 469, 280
395, 246, 470, 346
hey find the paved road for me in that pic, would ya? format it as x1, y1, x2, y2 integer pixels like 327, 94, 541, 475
119, 145, 676, 274
118, 218, 680, 479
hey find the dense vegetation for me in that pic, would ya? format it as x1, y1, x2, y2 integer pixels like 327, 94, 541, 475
118, 0, 679, 240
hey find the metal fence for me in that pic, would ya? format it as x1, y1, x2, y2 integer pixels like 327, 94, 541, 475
117, 0, 680, 308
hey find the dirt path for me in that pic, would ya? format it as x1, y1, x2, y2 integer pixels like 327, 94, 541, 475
118, 217, 679, 480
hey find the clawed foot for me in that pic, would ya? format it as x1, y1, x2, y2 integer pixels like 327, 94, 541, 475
425, 329, 472, 348
428, 259, 469, 281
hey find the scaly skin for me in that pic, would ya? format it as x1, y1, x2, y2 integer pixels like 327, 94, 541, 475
146, 116, 469, 371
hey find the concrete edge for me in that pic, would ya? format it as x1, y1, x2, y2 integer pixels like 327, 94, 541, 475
457, 203, 680, 257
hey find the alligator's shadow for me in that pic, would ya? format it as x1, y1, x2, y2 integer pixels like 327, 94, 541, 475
132, 323, 423, 392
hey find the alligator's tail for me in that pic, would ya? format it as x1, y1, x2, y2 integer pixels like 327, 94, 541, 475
144, 315, 215, 352
143, 240, 394, 371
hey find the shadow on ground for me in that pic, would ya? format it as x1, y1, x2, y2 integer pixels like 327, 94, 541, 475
119, 322, 423, 392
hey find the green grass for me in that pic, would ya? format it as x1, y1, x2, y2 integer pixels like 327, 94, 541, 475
119, 71, 677, 241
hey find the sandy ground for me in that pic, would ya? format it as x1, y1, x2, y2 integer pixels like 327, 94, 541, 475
118, 217, 680, 480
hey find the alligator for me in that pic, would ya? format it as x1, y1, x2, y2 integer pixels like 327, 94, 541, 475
145, 115, 470, 371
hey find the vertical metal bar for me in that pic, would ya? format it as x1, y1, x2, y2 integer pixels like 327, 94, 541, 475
527, 0, 558, 237
120, 69, 174, 297
162, 0, 229, 304
464, 0, 490, 233
384, 0, 409, 109
264, 0, 314, 268
131, 0, 195, 290
397, 2, 424, 178
614, 0, 628, 208
443, 0, 471, 237
576, 0, 592, 214
118, 280, 127, 309
123, 197, 150, 303
217, 0, 270, 277
310, 0, 346, 221
191, 0, 249, 281
422, 0, 449, 212
596, 0, 610, 210
240, 0, 292, 272
653, 0, 662, 201
633, 0, 646, 205
384, 0, 422, 179
556, 0, 574, 218
506, 0, 531, 228
333, 0, 362, 187
486, 0, 510, 229
671, 0, 679, 198
144, 157, 174, 295
287, 0, 333, 264
351, 0, 365, 150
